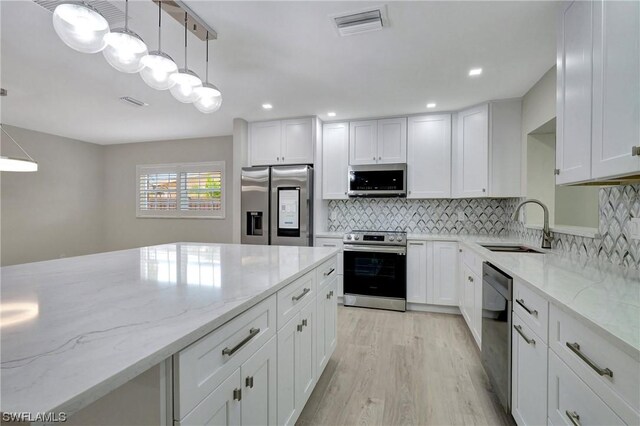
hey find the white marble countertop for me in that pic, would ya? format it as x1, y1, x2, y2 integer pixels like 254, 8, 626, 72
405, 233, 640, 358
0, 243, 337, 415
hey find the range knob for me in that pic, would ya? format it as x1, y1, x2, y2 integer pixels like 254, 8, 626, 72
397, 236, 403, 242
354, 235, 360, 240
389, 236, 395, 242
346, 235, 352, 240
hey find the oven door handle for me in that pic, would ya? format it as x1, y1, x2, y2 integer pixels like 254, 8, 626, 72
343, 245, 406, 255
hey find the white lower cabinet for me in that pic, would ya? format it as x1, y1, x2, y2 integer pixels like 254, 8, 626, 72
431, 241, 457, 306
460, 263, 481, 347
278, 298, 316, 426
241, 336, 277, 426
548, 350, 625, 426
317, 278, 338, 374
407, 241, 428, 304
511, 314, 547, 426
314, 239, 344, 297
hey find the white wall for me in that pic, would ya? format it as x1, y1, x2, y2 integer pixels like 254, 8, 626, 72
1, 126, 105, 266
102, 135, 234, 252
526, 133, 556, 226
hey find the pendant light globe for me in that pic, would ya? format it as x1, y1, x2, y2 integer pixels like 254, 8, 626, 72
193, 83, 222, 113
52, 2, 110, 53
103, 28, 148, 73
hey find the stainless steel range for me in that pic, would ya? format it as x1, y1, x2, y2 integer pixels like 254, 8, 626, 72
342, 230, 407, 312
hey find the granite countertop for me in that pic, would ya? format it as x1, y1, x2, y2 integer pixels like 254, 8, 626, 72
0, 243, 337, 415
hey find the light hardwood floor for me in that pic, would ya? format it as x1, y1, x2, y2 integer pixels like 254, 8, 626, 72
297, 306, 514, 426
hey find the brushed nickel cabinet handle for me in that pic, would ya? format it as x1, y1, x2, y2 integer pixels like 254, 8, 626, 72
329, 290, 334, 297
632, 146, 640, 156
514, 325, 535, 346
516, 298, 538, 317
233, 388, 242, 401
566, 342, 613, 377
378, 156, 381, 160
222, 328, 260, 357
292, 287, 310, 302
565, 410, 580, 426
297, 323, 303, 332
302, 318, 308, 327
324, 268, 335, 277
246, 376, 254, 388
276, 157, 280, 161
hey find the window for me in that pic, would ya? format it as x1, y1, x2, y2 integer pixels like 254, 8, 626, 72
136, 162, 225, 218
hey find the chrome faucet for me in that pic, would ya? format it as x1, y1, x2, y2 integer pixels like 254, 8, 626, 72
512, 199, 553, 249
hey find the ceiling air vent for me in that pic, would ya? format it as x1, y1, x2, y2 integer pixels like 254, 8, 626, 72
332, 6, 387, 36
120, 97, 148, 107
32, 0, 126, 27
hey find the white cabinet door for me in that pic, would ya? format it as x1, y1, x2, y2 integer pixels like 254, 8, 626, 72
472, 270, 482, 347
178, 369, 241, 426
317, 278, 338, 373
407, 241, 428, 304
454, 104, 489, 197
296, 299, 316, 413
377, 117, 407, 164
511, 315, 547, 426
322, 123, 349, 199
432, 242, 457, 306
281, 118, 313, 165
349, 120, 378, 165
277, 314, 298, 426
556, 1, 594, 184
591, 0, 640, 179
461, 264, 474, 332
316, 283, 327, 374
407, 114, 452, 199
241, 336, 277, 426
250, 121, 282, 166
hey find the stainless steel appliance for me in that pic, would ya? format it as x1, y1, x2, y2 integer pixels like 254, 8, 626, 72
241, 165, 313, 246
481, 261, 513, 414
347, 163, 407, 197
342, 230, 407, 311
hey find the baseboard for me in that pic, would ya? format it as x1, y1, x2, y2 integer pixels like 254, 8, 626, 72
337, 297, 461, 316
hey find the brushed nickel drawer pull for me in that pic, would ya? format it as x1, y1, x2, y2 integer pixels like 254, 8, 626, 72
326, 292, 331, 299
565, 410, 580, 426
329, 290, 334, 297
233, 388, 242, 401
514, 325, 535, 345
302, 318, 308, 327
292, 287, 310, 302
566, 342, 613, 377
516, 298, 538, 317
245, 376, 254, 388
222, 327, 260, 357
324, 268, 335, 277
297, 323, 303, 332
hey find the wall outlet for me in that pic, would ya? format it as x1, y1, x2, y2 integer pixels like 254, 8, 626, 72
457, 211, 466, 222
630, 218, 640, 240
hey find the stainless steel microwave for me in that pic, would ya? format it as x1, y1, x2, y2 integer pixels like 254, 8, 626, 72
347, 163, 407, 197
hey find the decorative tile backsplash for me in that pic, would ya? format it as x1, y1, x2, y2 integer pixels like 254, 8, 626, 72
327, 184, 640, 269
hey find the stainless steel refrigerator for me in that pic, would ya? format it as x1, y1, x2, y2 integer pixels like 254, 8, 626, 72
241, 165, 313, 246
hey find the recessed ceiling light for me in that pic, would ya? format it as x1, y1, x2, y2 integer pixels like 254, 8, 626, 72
327, 112, 336, 117
469, 68, 483, 76
426, 103, 436, 108
262, 103, 273, 110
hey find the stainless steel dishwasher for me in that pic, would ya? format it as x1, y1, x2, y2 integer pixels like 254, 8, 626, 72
481, 262, 513, 414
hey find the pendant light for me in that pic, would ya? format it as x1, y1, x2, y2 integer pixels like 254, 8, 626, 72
0, 125, 38, 172
193, 33, 222, 114
140, 1, 178, 90
52, 1, 110, 53
169, 12, 202, 103
102, 0, 148, 73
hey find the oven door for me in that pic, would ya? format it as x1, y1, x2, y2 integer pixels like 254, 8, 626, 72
343, 245, 406, 299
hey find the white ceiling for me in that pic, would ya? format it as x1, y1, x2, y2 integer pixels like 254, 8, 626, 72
0, 1, 558, 145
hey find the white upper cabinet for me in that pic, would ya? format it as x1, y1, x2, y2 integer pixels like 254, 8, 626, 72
453, 100, 522, 198
557, 0, 638, 184
322, 123, 349, 199
349, 120, 378, 165
556, 1, 594, 184
407, 114, 452, 198
250, 121, 282, 166
377, 118, 407, 163
454, 104, 489, 197
249, 118, 314, 166
349, 118, 407, 165
591, 0, 640, 179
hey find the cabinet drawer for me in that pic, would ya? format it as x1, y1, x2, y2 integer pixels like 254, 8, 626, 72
316, 256, 338, 290
549, 305, 640, 420
174, 295, 276, 419
277, 270, 316, 330
548, 351, 626, 426
513, 280, 549, 343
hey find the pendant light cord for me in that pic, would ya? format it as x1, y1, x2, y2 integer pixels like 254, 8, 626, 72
158, 1, 162, 51
0, 125, 36, 162
205, 32, 209, 83
124, 0, 129, 31
183, 12, 188, 68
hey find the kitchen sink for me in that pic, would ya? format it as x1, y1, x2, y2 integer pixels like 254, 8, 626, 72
480, 244, 544, 254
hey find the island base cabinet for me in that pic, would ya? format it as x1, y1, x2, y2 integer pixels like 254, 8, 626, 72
511, 315, 547, 426
241, 336, 277, 426
548, 351, 625, 426
278, 298, 316, 426
178, 369, 242, 426
317, 278, 338, 373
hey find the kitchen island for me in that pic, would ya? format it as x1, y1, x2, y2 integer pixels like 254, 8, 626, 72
1, 242, 338, 424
